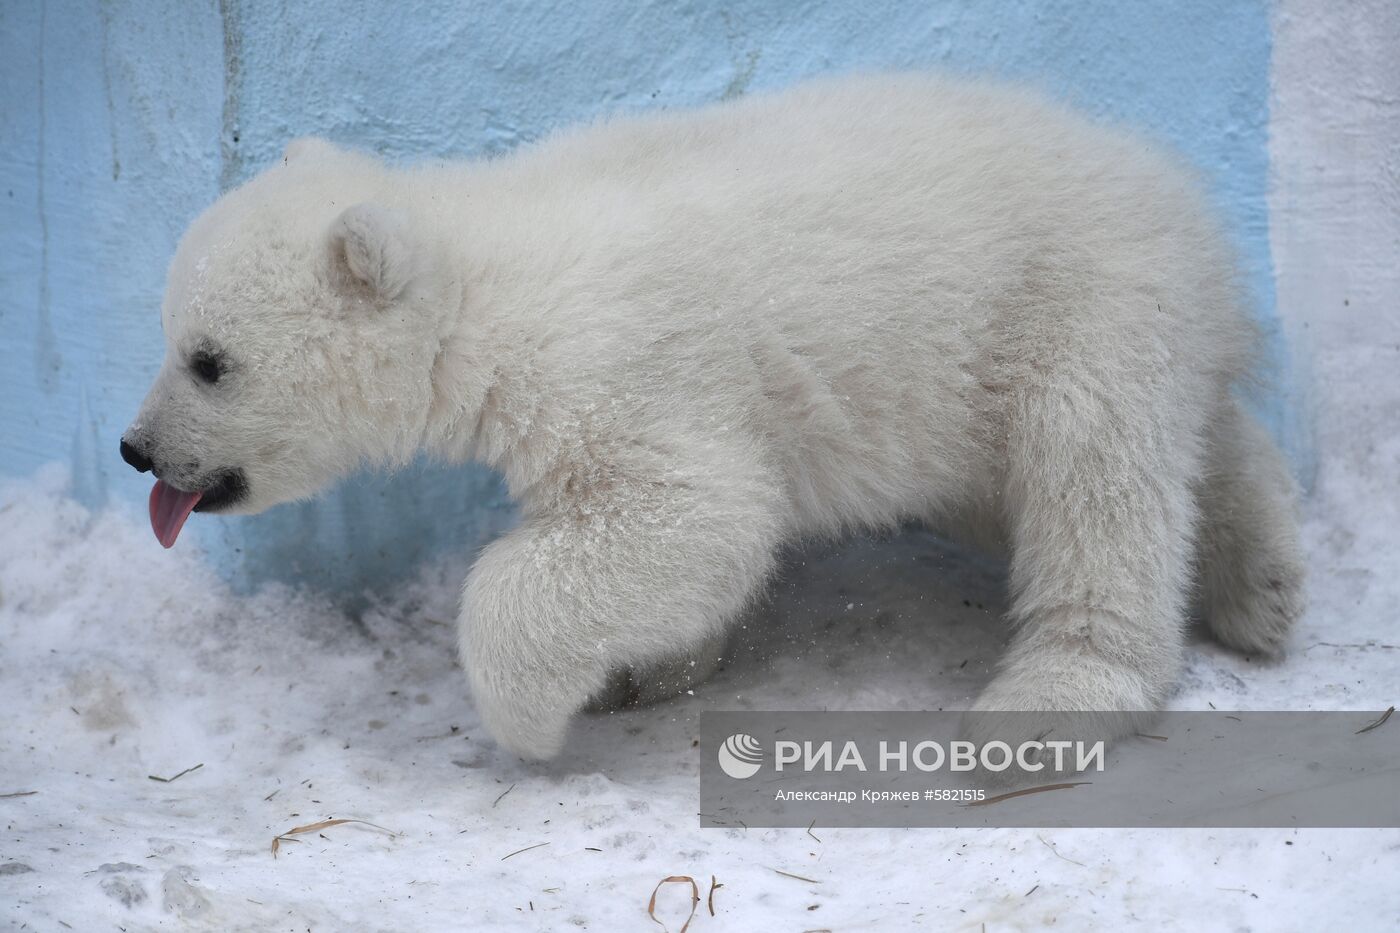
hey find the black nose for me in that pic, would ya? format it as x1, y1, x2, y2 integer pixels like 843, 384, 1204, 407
120, 438, 154, 473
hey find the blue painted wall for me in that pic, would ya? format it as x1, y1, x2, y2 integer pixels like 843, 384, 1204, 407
0, 0, 1275, 597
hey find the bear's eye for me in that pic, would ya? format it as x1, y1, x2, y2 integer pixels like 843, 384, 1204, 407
190, 350, 223, 385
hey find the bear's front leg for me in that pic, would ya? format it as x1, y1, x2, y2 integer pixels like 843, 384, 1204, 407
459, 471, 780, 760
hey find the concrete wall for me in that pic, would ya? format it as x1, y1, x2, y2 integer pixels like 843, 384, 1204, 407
1269, 0, 1400, 490
1, 1, 1276, 595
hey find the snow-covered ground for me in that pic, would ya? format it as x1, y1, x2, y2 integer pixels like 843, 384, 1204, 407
4, 338, 1398, 933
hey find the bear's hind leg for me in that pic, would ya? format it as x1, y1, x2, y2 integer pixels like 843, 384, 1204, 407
1194, 399, 1305, 656
966, 368, 1202, 755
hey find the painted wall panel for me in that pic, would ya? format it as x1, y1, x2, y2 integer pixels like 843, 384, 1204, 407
1269, 0, 1400, 488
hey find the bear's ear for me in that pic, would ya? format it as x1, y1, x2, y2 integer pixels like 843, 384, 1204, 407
328, 203, 417, 301
283, 137, 341, 164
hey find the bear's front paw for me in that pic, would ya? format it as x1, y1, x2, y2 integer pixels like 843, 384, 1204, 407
459, 554, 612, 759
469, 669, 581, 761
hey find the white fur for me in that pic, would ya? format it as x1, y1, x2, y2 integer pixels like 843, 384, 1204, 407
127, 74, 1304, 760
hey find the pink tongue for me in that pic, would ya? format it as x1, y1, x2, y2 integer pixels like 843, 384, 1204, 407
149, 480, 202, 548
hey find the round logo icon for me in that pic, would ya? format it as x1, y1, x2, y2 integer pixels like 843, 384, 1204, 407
717, 733, 764, 779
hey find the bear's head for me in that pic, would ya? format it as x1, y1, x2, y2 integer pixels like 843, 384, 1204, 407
121, 139, 457, 547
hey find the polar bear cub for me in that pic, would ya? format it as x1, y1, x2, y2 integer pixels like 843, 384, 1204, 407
121, 74, 1304, 760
